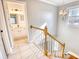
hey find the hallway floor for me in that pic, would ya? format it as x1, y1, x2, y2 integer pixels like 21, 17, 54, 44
8, 39, 64, 59
8, 43, 45, 59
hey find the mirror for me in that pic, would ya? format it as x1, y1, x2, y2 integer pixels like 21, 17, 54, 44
10, 14, 17, 24
7, 1, 25, 25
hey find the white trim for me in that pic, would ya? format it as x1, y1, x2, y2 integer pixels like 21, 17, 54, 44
67, 51, 79, 58
39, 0, 57, 6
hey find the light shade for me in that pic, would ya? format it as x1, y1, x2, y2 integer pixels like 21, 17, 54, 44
59, 9, 67, 16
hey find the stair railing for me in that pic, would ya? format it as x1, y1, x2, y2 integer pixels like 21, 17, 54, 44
30, 25, 65, 58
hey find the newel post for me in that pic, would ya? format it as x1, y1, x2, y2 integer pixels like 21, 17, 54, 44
44, 26, 48, 56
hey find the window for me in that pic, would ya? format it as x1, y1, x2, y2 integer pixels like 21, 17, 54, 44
68, 7, 79, 25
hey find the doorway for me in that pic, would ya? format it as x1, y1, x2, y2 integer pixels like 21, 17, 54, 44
4, 0, 29, 48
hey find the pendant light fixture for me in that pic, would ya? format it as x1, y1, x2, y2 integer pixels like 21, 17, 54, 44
59, 0, 67, 16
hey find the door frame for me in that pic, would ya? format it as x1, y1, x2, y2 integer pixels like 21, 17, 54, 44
2, 0, 29, 54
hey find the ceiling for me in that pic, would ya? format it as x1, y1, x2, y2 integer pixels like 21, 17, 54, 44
40, 0, 79, 6
7, 0, 79, 6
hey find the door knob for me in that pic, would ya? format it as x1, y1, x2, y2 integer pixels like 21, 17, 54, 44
1, 30, 3, 32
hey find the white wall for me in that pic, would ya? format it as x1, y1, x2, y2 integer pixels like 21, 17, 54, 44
57, 1, 79, 55
27, 0, 58, 40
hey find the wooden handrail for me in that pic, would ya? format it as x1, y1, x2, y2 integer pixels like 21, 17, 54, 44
30, 25, 65, 57
30, 25, 44, 31
47, 32, 65, 58
30, 25, 65, 46
47, 32, 65, 46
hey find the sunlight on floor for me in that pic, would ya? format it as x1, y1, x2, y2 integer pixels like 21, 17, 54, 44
14, 38, 27, 47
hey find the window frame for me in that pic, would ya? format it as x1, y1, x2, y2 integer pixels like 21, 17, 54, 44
68, 5, 79, 26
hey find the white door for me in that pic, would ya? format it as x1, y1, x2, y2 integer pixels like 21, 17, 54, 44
0, 31, 7, 59
0, 0, 13, 55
